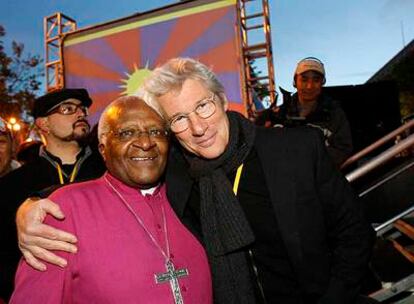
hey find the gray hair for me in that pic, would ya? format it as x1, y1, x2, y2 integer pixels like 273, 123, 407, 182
97, 95, 165, 145
139, 57, 227, 117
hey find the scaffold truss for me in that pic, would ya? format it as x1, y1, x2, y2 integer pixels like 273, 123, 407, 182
44, 13, 76, 92
43, 0, 276, 117
237, 0, 276, 117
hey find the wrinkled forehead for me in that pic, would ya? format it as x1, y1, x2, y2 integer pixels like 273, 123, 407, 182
159, 78, 225, 107
111, 102, 166, 127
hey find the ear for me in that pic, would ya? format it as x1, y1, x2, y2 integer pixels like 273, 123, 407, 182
98, 142, 107, 161
35, 117, 49, 133
219, 93, 229, 111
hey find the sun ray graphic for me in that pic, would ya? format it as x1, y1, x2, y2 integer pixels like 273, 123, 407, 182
120, 63, 152, 96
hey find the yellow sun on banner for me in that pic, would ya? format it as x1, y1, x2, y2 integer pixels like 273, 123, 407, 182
120, 63, 152, 96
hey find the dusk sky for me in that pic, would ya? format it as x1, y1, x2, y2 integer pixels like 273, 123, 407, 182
1, 0, 413, 94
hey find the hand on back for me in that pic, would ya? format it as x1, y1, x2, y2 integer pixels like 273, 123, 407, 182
16, 197, 78, 271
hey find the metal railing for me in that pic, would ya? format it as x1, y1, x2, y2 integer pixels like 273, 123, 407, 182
345, 133, 414, 183
370, 204, 414, 302
370, 273, 414, 302
359, 161, 414, 197
341, 119, 414, 170
374, 204, 414, 236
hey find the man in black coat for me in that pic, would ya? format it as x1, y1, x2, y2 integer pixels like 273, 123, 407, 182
0, 89, 105, 301
15, 59, 374, 304
259, 57, 353, 167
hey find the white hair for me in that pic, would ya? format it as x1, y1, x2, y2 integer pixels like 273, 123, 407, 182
139, 57, 227, 114
97, 95, 166, 145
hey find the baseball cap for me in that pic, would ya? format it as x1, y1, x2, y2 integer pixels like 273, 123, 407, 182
33, 88, 92, 118
295, 57, 325, 77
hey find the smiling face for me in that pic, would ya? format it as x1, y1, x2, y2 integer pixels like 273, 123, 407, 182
157, 79, 229, 159
295, 71, 324, 103
99, 99, 169, 189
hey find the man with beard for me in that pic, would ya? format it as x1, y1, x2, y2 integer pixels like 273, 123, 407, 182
0, 88, 105, 301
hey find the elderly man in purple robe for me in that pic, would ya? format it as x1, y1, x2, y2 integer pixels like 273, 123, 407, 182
10, 96, 212, 304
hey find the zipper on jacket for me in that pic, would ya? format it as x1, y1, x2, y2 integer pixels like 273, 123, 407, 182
248, 249, 268, 304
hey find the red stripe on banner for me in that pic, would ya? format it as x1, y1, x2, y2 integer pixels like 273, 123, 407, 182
155, 6, 230, 66
89, 91, 122, 114
65, 48, 122, 81
199, 39, 239, 73
104, 29, 141, 71
228, 102, 246, 115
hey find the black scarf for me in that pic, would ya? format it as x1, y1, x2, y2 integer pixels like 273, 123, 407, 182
185, 111, 257, 303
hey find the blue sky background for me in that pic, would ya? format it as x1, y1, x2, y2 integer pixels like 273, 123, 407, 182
1, 0, 413, 94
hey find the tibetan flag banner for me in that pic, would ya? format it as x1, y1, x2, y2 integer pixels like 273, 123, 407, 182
62, 0, 244, 124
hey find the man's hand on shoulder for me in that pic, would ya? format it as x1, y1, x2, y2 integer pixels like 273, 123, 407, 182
16, 197, 78, 271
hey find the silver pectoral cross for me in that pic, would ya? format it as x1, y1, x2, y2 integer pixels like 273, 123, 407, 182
155, 260, 189, 304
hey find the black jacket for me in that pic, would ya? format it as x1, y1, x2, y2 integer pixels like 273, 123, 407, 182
0, 145, 105, 301
270, 93, 353, 167
166, 125, 374, 304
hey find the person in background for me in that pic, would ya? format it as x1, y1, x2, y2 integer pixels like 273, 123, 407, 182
16, 140, 42, 165
261, 57, 353, 167
0, 88, 104, 302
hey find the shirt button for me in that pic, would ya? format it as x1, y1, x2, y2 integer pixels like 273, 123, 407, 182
156, 224, 161, 229
181, 285, 187, 292
170, 253, 174, 258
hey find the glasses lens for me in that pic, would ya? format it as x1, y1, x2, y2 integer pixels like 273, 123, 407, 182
52, 103, 88, 116
148, 129, 169, 140
169, 94, 217, 133
197, 100, 216, 119
60, 103, 77, 115
170, 117, 189, 133
115, 128, 169, 141
116, 128, 136, 141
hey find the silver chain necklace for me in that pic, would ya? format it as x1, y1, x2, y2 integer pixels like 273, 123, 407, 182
104, 175, 189, 304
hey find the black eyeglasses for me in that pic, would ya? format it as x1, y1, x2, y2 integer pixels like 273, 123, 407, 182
47, 102, 89, 116
169, 93, 217, 133
110, 127, 170, 142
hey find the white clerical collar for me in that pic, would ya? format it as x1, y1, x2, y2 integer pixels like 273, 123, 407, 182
140, 184, 159, 196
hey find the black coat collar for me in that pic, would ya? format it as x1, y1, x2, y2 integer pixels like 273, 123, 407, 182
165, 142, 194, 217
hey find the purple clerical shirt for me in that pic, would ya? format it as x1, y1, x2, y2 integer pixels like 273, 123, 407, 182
11, 173, 212, 304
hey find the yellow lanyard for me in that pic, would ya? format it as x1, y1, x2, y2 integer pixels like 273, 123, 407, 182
55, 161, 80, 185
232, 164, 244, 195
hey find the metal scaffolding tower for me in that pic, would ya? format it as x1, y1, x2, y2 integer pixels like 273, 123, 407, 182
42, 0, 276, 115
44, 13, 76, 92
237, 0, 276, 117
